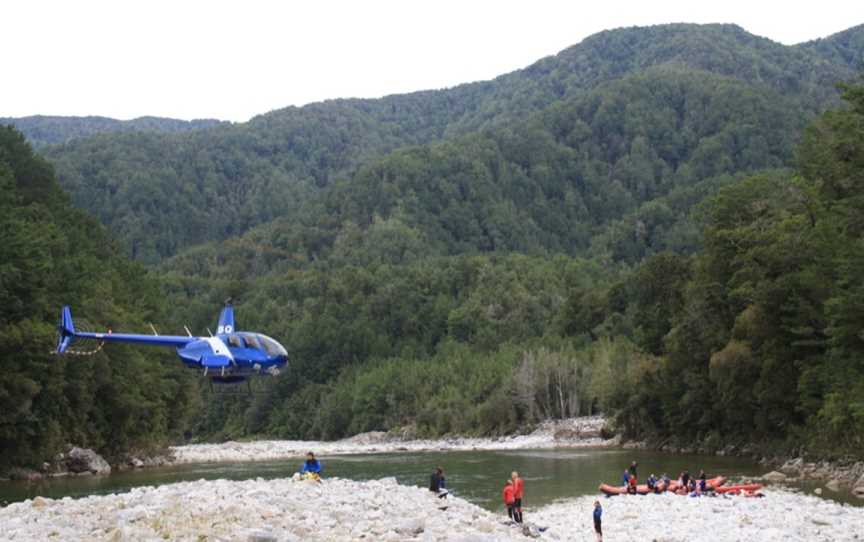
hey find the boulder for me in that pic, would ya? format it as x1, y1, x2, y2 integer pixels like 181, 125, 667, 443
65, 447, 111, 475
8, 467, 43, 481
814, 487, 823, 495
780, 457, 803, 475
762, 471, 787, 482
247, 530, 278, 542
825, 479, 842, 492
394, 518, 424, 536
853, 475, 864, 498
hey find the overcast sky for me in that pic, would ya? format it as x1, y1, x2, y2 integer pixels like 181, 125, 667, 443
1, 0, 861, 122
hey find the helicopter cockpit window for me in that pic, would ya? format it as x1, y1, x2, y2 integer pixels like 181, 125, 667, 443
258, 334, 288, 357
238, 333, 261, 351
226, 334, 244, 348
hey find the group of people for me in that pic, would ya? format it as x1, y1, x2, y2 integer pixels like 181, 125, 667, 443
621, 460, 670, 494
432, 467, 526, 523
676, 468, 712, 495
501, 471, 525, 523
432, 467, 527, 524
299, 452, 732, 540
622, 461, 712, 496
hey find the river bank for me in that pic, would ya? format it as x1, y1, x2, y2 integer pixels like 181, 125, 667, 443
531, 489, 864, 542
625, 436, 864, 497
2, 475, 862, 541
169, 416, 613, 464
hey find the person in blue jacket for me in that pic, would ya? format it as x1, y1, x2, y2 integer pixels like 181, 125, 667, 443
647, 473, 658, 493
299, 452, 322, 478
593, 500, 603, 541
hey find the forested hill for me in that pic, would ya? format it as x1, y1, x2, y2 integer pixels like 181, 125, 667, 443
160, 67, 803, 278
799, 23, 864, 70
0, 127, 199, 470
0, 115, 225, 147
41, 23, 863, 263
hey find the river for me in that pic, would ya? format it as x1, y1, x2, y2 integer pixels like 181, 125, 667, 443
1, 448, 860, 508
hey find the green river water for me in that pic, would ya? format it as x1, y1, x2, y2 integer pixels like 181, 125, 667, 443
1, 448, 860, 509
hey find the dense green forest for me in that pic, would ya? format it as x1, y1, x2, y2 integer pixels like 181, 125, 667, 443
182, 82, 864, 456
2, 23, 863, 472
0, 127, 199, 471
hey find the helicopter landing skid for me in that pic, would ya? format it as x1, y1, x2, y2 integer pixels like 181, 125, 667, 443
204, 377, 273, 396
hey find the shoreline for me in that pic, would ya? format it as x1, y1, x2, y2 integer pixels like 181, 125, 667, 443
168, 416, 614, 465
2, 475, 862, 541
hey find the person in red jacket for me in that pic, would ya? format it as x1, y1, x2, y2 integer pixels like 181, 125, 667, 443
502, 479, 516, 521
511, 471, 524, 523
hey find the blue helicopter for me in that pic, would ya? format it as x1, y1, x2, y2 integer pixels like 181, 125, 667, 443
55, 302, 288, 384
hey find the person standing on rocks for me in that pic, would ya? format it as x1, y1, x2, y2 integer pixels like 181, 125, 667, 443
593, 500, 603, 541
511, 471, 524, 523
502, 479, 516, 522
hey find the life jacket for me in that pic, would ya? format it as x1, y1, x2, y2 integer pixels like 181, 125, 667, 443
513, 478, 524, 499
503, 485, 515, 505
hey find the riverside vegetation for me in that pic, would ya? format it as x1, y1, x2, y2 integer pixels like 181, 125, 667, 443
2, 23, 864, 475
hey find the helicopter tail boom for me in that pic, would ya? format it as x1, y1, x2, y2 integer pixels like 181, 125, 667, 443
56, 305, 76, 353
55, 306, 196, 353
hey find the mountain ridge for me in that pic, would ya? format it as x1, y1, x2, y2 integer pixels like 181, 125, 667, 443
0, 115, 225, 147
31, 23, 864, 262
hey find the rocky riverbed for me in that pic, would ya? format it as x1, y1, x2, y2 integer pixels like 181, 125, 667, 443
531, 489, 864, 542
2, 476, 862, 541
169, 416, 612, 465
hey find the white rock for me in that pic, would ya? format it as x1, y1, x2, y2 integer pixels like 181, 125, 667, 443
395, 517, 425, 535
4, 475, 864, 541
763, 471, 788, 482
66, 447, 111, 475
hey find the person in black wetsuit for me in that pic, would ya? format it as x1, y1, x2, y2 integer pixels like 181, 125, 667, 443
429, 467, 447, 498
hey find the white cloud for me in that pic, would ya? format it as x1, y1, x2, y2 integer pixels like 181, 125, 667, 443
1, 0, 861, 121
